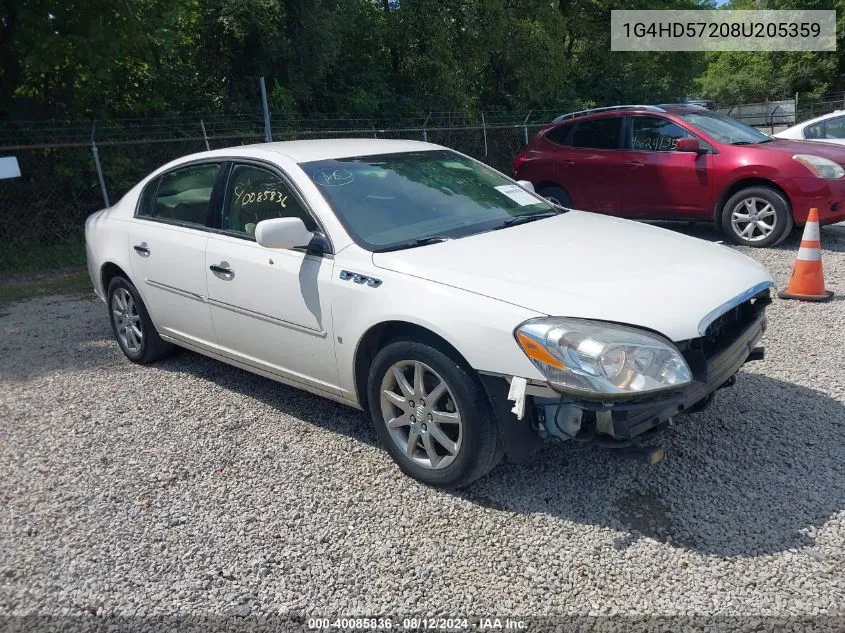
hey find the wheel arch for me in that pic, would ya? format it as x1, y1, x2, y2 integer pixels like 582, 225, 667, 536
534, 180, 565, 191
101, 262, 130, 295
714, 178, 792, 231
353, 320, 474, 412
533, 181, 571, 197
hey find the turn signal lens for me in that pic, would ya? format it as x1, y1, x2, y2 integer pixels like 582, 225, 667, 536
516, 331, 565, 369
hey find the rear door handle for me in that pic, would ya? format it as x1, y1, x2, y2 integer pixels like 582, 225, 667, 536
209, 263, 234, 277
625, 161, 645, 169
133, 243, 150, 255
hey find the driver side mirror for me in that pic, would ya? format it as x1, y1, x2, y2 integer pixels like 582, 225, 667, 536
516, 179, 535, 192
255, 217, 314, 250
676, 137, 705, 153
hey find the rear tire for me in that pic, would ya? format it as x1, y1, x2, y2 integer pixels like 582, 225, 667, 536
107, 276, 173, 364
720, 186, 792, 247
367, 340, 501, 488
536, 185, 573, 208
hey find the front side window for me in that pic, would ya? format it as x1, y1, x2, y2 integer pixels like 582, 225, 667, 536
680, 111, 770, 145
301, 150, 556, 251
825, 116, 845, 138
145, 163, 220, 225
224, 164, 315, 237
630, 116, 691, 151
570, 117, 621, 150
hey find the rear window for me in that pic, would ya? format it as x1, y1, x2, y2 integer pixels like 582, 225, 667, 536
570, 117, 621, 150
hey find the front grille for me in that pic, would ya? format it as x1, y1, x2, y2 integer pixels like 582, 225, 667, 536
701, 288, 770, 357
678, 288, 770, 379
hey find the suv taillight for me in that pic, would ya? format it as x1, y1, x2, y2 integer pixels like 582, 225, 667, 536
513, 153, 527, 175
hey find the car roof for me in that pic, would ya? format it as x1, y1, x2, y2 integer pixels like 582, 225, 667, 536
174, 138, 444, 165
792, 110, 845, 129
552, 104, 705, 123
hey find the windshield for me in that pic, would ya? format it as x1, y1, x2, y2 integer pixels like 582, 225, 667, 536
680, 111, 771, 145
301, 150, 555, 251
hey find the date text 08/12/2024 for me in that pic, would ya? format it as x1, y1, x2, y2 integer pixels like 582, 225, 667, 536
307, 617, 528, 630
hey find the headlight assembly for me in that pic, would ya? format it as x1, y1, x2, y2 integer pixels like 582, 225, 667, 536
515, 318, 692, 397
793, 154, 845, 179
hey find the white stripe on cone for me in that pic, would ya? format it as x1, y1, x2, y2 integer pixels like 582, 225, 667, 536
797, 246, 821, 261
802, 221, 820, 241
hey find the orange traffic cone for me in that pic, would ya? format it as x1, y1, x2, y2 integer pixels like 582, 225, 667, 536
778, 208, 833, 302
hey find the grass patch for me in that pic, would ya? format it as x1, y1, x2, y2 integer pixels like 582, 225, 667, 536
0, 268, 92, 307
0, 237, 86, 274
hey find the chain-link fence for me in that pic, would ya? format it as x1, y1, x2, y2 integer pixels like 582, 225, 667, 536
0, 110, 558, 273
6, 97, 839, 274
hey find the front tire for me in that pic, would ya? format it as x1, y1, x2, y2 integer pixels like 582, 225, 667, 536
720, 186, 792, 247
107, 276, 173, 364
367, 340, 501, 488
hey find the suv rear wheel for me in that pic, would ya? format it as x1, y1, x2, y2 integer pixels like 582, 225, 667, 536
536, 185, 573, 208
720, 186, 792, 247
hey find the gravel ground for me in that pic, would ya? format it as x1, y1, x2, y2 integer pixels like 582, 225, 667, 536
2, 223, 845, 631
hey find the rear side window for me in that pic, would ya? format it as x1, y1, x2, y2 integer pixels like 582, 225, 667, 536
570, 117, 621, 150
804, 122, 825, 139
141, 163, 220, 226
137, 177, 159, 217
545, 123, 573, 146
630, 116, 691, 151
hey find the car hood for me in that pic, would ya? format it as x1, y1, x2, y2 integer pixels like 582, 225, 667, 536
371, 211, 774, 342
751, 138, 845, 164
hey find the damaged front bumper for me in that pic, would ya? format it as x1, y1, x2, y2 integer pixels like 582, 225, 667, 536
479, 311, 767, 461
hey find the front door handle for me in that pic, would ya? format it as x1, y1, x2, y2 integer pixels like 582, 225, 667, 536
209, 263, 234, 277
133, 243, 150, 255
625, 161, 645, 169
561, 160, 575, 167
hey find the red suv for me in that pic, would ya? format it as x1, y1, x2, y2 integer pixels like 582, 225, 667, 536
513, 104, 845, 247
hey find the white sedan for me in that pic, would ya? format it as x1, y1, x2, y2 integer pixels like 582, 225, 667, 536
775, 110, 845, 145
85, 139, 774, 487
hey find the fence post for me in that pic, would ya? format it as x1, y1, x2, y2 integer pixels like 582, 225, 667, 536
422, 112, 432, 142
200, 119, 211, 150
794, 92, 799, 124
522, 109, 533, 145
481, 111, 488, 157
770, 104, 781, 134
90, 120, 110, 208
259, 77, 272, 142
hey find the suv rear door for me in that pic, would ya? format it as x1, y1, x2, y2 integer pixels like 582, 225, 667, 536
553, 115, 625, 214
618, 115, 713, 219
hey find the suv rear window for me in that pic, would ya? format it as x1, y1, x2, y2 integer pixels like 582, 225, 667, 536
570, 117, 621, 150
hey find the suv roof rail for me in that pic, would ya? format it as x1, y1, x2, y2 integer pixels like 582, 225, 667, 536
552, 104, 666, 123
656, 103, 708, 110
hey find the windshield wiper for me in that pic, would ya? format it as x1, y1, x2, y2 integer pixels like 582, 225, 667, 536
730, 141, 754, 145
373, 236, 452, 252
491, 211, 559, 230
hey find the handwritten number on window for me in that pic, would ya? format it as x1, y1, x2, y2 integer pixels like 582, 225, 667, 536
239, 189, 288, 208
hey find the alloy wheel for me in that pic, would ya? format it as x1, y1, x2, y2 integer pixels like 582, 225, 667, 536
111, 287, 143, 354
380, 360, 463, 470
730, 197, 778, 242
